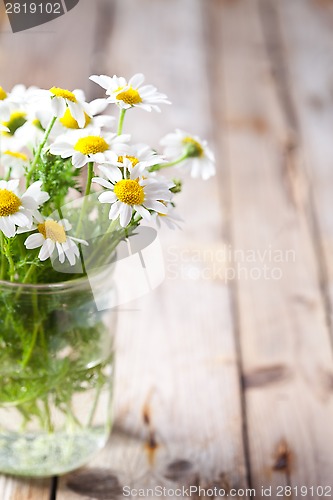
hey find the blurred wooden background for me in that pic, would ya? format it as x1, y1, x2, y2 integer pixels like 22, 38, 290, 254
2, 0, 333, 498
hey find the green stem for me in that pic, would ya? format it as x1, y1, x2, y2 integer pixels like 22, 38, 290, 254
76, 162, 94, 237
117, 109, 126, 135
21, 323, 39, 368
149, 152, 189, 172
13, 262, 36, 304
84, 219, 124, 269
0, 233, 5, 280
85, 161, 94, 197
3, 239, 16, 282
22, 263, 35, 284
5, 167, 12, 181
87, 381, 103, 426
26, 115, 57, 187
43, 399, 54, 433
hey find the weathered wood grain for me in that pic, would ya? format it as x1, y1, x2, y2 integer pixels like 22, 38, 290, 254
209, 0, 333, 493
0, 476, 50, 500
57, 0, 248, 498
275, 0, 333, 328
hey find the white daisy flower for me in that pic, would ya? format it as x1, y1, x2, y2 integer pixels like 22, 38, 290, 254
160, 129, 216, 180
153, 205, 183, 230
1, 149, 30, 178
53, 97, 114, 135
50, 129, 130, 169
0, 124, 9, 133
24, 217, 88, 266
92, 159, 173, 227
90, 73, 170, 112
31, 87, 90, 128
114, 143, 166, 171
0, 180, 49, 238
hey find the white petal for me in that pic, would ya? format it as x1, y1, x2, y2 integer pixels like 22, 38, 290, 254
98, 165, 122, 182
98, 191, 117, 203
94, 115, 115, 128
52, 97, 66, 117
56, 242, 66, 263
89, 75, 114, 90
92, 177, 114, 189
144, 200, 168, 213
32, 210, 44, 223
128, 73, 145, 88
69, 102, 85, 128
6, 180, 20, 192
70, 236, 89, 246
21, 196, 38, 210
50, 143, 73, 157
72, 152, 87, 169
0, 217, 16, 238
59, 219, 71, 231
119, 204, 132, 227
24, 180, 42, 197
134, 205, 151, 221
92, 152, 107, 163
63, 246, 77, 266
10, 212, 30, 227
88, 98, 109, 115
25, 233, 44, 249
73, 89, 86, 102
109, 201, 121, 219
38, 240, 54, 261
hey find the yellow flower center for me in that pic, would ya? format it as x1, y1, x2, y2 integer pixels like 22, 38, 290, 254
74, 136, 109, 155
38, 220, 67, 243
114, 179, 145, 205
2, 111, 27, 135
0, 189, 21, 216
0, 87, 7, 100
118, 155, 139, 167
60, 108, 91, 129
3, 150, 28, 161
116, 87, 142, 106
182, 136, 204, 157
50, 87, 77, 103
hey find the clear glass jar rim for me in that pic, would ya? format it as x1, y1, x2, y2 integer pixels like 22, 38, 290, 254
0, 267, 111, 292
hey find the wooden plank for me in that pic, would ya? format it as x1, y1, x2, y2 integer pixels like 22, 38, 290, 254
58, 0, 248, 498
275, 0, 333, 324
209, 0, 333, 493
0, 477, 50, 500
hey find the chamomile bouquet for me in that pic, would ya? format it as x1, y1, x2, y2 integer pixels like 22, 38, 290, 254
0, 74, 215, 476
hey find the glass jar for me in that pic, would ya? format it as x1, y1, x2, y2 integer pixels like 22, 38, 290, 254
0, 271, 116, 477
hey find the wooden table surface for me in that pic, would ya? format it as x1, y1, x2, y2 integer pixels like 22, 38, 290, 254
1, 0, 333, 498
